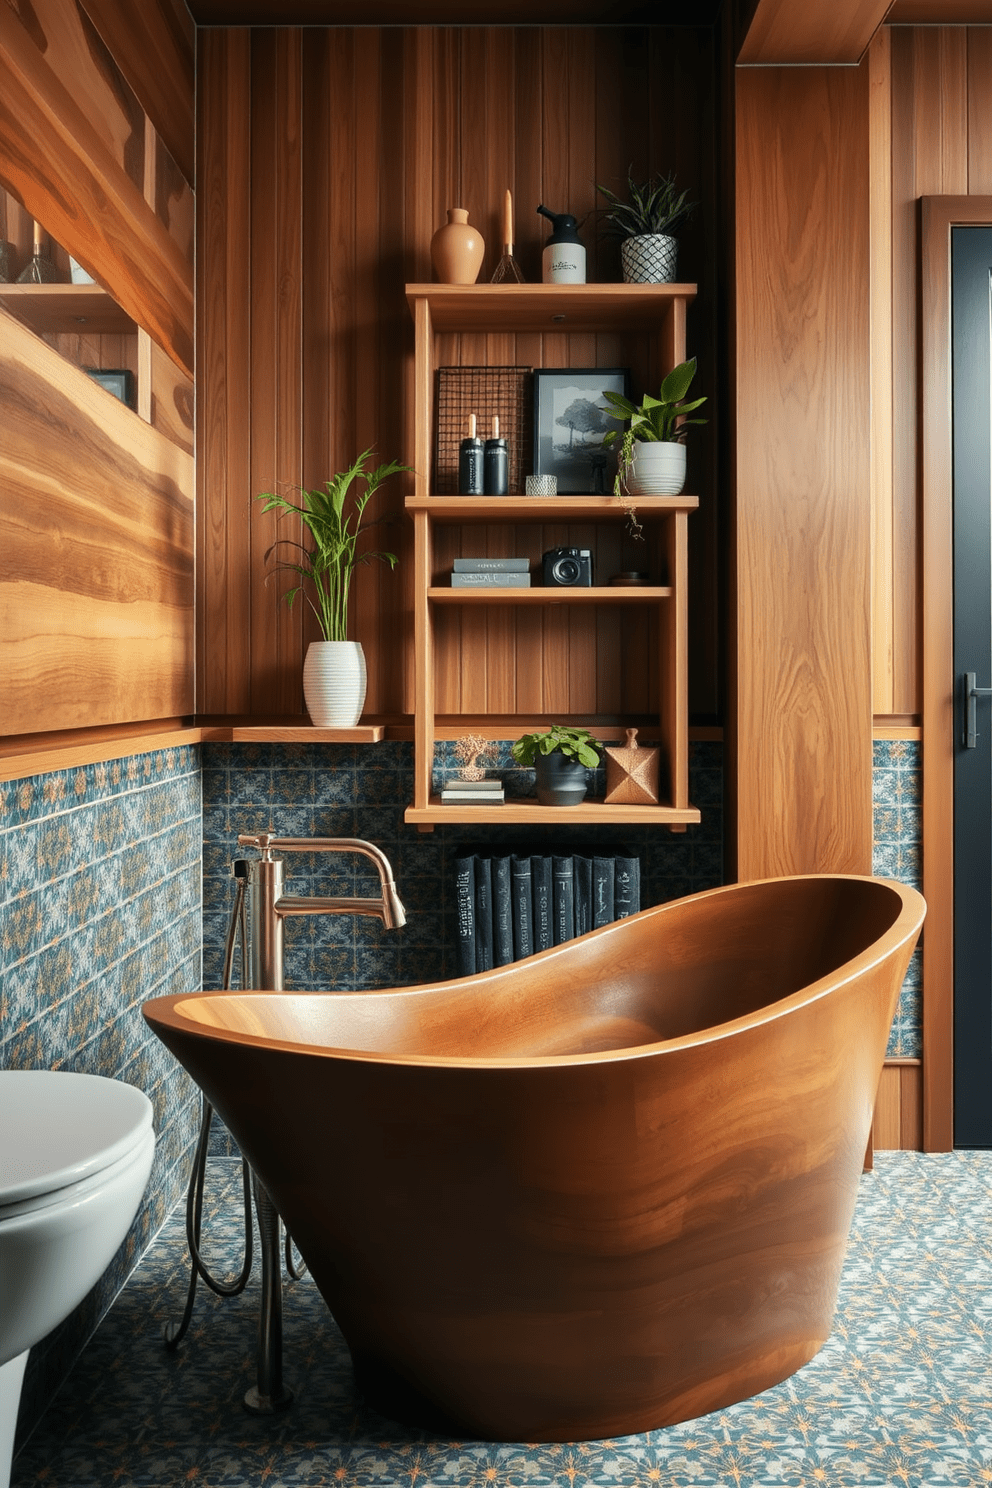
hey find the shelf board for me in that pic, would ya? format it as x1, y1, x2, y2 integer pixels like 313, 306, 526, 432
0, 283, 137, 336
200, 723, 385, 743
405, 282, 697, 333
407, 494, 698, 521
428, 585, 671, 603
405, 797, 701, 827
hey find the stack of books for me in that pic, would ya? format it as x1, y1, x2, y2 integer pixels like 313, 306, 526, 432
440, 777, 505, 804
453, 845, 640, 974
450, 557, 531, 588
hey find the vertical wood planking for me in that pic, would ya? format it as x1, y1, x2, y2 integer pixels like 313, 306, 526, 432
197, 29, 251, 713
870, 28, 895, 719
197, 25, 719, 725
735, 65, 873, 878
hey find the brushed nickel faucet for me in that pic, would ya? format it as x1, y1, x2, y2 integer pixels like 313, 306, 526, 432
236, 833, 407, 992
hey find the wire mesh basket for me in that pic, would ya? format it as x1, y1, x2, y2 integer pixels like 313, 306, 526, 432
434, 366, 533, 495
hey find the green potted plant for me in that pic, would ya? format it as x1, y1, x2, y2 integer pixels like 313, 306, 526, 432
601, 357, 706, 523
511, 725, 602, 807
596, 168, 696, 284
256, 448, 411, 727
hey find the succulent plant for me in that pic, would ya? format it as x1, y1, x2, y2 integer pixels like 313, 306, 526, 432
596, 169, 696, 240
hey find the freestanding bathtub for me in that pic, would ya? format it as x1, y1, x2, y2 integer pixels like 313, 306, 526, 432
144, 873, 925, 1442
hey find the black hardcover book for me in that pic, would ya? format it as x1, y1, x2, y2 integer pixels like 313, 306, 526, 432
511, 855, 534, 960
492, 855, 514, 966
593, 856, 615, 928
614, 855, 641, 920
474, 855, 494, 971
574, 855, 592, 936
552, 855, 575, 945
454, 852, 477, 974
532, 856, 553, 952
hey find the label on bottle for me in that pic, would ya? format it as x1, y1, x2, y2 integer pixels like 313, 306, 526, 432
543, 244, 586, 285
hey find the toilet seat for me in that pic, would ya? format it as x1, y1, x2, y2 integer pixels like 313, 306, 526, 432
0, 1070, 154, 1211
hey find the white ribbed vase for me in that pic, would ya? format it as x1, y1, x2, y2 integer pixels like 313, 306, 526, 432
303, 641, 367, 728
627, 441, 686, 497
620, 233, 678, 284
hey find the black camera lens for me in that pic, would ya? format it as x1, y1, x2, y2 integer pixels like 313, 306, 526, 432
553, 556, 581, 585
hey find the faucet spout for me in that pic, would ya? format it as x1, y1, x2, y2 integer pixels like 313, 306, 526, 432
235, 834, 408, 972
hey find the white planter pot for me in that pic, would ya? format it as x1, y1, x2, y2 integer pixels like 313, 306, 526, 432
302, 640, 367, 728
627, 441, 686, 497
620, 234, 678, 284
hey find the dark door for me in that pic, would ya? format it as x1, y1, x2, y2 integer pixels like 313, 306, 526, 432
952, 225, 992, 1148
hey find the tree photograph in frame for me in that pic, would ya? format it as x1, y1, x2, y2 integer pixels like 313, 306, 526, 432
532, 368, 629, 494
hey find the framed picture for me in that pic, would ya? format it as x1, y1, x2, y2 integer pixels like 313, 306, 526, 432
532, 367, 629, 495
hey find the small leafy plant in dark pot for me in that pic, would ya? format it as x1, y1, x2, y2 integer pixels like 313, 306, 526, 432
511, 725, 602, 807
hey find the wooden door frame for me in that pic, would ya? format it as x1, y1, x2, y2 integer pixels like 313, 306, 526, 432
920, 194, 992, 1151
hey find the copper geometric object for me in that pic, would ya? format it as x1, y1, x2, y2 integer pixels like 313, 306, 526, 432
604, 726, 660, 804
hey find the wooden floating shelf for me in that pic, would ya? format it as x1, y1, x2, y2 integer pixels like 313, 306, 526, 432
201, 724, 386, 743
0, 282, 137, 336
428, 586, 672, 604
405, 798, 701, 827
405, 282, 697, 334
407, 494, 699, 521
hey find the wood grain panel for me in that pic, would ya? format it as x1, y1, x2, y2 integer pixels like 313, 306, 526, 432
735, 65, 873, 879
870, 29, 895, 719
197, 28, 252, 714
737, 0, 892, 64
0, 309, 193, 732
873, 1061, 923, 1151
0, 2, 194, 377
79, 0, 196, 187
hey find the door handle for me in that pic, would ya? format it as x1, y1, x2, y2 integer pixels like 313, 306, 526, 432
963, 671, 992, 748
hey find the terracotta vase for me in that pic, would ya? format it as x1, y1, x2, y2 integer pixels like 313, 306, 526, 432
431, 208, 485, 285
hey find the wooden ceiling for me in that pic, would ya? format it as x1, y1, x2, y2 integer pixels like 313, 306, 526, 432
185, 0, 722, 21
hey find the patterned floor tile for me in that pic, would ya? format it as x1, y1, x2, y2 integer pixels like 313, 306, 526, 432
12, 1151, 992, 1488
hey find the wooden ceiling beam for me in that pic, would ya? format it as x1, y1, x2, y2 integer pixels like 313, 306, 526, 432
737, 0, 896, 64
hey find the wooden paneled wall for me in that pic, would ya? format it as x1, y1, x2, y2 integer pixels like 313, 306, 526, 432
872, 24, 992, 723
734, 64, 873, 879
0, 312, 194, 732
197, 25, 721, 719
0, 0, 195, 739
0, 0, 194, 377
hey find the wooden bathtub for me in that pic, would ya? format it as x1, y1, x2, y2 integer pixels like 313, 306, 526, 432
143, 873, 925, 1442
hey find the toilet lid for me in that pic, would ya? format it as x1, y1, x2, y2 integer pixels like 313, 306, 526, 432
0, 1070, 154, 1206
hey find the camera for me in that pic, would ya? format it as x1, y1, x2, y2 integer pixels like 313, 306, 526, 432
543, 547, 593, 587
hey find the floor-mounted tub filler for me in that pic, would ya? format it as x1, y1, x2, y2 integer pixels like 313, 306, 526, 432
144, 873, 925, 1443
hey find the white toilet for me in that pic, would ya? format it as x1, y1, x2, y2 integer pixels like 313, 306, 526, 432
0, 1070, 155, 1488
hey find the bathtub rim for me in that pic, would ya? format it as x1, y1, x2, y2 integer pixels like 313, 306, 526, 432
145, 873, 925, 1070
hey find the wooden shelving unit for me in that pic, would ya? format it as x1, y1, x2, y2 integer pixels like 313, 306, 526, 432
0, 282, 137, 336
404, 282, 700, 832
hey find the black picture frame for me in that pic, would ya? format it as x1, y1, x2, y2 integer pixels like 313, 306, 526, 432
532, 367, 629, 495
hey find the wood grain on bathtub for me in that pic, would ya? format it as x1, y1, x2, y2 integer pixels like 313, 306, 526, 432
0, 309, 194, 734
144, 875, 925, 1442
735, 67, 873, 879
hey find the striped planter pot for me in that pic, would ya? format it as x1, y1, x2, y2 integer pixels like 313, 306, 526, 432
302, 641, 367, 728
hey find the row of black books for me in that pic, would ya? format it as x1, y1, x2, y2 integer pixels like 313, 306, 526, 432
454, 845, 641, 975
449, 557, 531, 588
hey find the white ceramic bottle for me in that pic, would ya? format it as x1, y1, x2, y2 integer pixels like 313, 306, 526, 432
536, 205, 586, 285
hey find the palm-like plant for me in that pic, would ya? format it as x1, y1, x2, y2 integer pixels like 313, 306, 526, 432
597, 169, 696, 240
255, 449, 411, 642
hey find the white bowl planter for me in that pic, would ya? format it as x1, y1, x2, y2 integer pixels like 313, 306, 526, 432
620, 233, 678, 284
303, 640, 367, 727
627, 441, 686, 497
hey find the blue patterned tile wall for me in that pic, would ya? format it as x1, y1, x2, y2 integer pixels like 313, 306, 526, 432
0, 748, 202, 1444
873, 739, 922, 1058
201, 739, 724, 997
